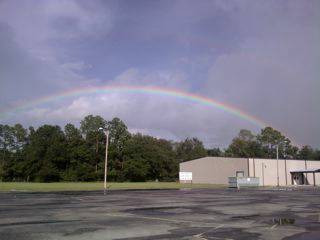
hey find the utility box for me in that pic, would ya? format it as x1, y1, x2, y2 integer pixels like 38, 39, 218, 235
228, 177, 260, 188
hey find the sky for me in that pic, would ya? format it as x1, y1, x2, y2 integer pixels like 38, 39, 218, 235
0, 0, 319, 148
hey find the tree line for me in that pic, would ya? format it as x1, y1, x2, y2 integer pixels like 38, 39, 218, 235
0, 115, 319, 182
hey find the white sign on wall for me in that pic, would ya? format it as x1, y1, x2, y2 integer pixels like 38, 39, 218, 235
179, 172, 193, 181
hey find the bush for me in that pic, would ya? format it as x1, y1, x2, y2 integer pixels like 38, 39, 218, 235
123, 159, 150, 182
36, 163, 60, 182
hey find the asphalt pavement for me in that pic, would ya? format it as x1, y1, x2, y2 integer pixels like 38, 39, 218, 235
0, 187, 320, 239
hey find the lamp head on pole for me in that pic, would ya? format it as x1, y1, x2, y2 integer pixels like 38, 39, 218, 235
98, 127, 109, 136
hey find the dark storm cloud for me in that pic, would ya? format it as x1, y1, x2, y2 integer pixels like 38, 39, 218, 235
0, 0, 319, 147
204, 1, 320, 146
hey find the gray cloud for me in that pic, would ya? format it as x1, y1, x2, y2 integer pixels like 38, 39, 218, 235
0, 0, 319, 148
204, 0, 320, 146
0, 0, 112, 104
1, 68, 259, 148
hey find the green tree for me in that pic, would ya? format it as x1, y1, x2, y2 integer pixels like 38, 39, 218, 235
225, 129, 264, 158
4, 124, 28, 181
80, 115, 107, 174
24, 125, 67, 182
80, 115, 107, 136
123, 159, 149, 182
65, 123, 82, 141
207, 148, 222, 157
313, 149, 320, 160
3, 118, 315, 183
238, 129, 255, 142
298, 145, 314, 160
123, 134, 177, 181
107, 117, 131, 177
283, 145, 299, 159
12, 124, 28, 151
176, 138, 207, 162
63, 123, 93, 181
0, 125, 16, 180
258, 127, 285, 146
257, 127, 288, 158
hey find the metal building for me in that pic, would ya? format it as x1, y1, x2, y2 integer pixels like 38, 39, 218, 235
179, 157, 320, 186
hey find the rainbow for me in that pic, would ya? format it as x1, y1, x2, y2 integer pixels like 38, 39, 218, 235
0, 84, 299, 145
0, 85, 300, 146
0, 85, 268, 127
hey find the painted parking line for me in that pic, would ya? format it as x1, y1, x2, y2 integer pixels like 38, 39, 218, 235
270, 223, 278, 229
193, 225, 225, 240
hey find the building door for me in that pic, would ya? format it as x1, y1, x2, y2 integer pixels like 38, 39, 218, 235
292, 173, 304, 185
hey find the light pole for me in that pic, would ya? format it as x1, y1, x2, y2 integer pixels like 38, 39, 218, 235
262, 162, 265, 187
276, 144, 279, 187
99, 127, 109, 194
283, 142, 288, 185
275, 140, 288, 187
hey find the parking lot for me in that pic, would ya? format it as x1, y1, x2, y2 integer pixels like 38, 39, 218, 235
0, 188, 320, 239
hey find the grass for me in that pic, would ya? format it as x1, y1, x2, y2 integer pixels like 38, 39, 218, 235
0, 182, 224, 192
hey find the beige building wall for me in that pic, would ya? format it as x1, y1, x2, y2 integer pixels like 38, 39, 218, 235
181, 157, 320, 186
249, 158, 286, 186
285, 159, 307, 185
307, 160, 320, 185
180, 157, 248, 184
249, 158, 320, 186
